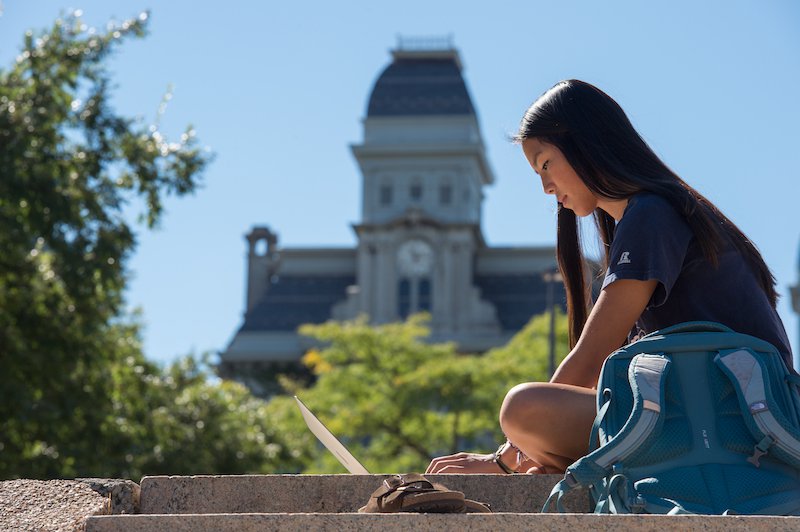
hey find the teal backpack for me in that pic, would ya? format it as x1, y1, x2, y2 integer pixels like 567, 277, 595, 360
544, 322, 800, 515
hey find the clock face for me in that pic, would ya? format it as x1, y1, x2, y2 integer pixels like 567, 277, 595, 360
397, 239, 434, 277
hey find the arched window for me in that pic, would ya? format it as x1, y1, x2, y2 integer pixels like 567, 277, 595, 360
253, 238, 268, 257
398, 277, 432, 317
410, 179, 423, 201
419, 278, 432, 311
398, 278, 411, 318
380, 183, 393, 206
439, 184, 452, 205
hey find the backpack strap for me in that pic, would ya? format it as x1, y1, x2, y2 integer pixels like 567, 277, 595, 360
641, 321, 734, 338
588, 393, 612, 453
714, 348, 800, 469
786, 373, 800, 389
542, 353, 671, 513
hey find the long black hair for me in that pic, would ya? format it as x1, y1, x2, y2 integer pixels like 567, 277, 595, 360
513, 80, 777, 347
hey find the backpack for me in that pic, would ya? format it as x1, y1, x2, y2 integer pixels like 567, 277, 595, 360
543, 321, 800, 515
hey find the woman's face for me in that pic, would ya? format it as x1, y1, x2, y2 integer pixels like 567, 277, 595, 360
521, 138, 598, 217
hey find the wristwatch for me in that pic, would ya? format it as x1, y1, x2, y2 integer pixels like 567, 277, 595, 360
493, 441, 516, 474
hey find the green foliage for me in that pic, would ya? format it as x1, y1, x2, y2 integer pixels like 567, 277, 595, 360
0, 10, 571, 480
284, 311, 568, 474
105, 352, 306, 478
481, 306, 570, 389
0, 11, 211, 479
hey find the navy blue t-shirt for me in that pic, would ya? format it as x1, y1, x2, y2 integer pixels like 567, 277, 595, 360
602, 193, 793, 370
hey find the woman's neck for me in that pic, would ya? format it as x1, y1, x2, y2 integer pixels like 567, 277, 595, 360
598, 198, 629, 222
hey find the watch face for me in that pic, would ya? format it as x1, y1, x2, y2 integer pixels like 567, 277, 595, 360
397, 239, 434, 276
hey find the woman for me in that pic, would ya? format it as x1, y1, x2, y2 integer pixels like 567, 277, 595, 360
426, 79, 793, 475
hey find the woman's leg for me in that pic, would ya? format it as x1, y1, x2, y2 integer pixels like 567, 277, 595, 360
499, 382, 597, 473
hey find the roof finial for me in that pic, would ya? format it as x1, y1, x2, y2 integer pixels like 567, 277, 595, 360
396, 34, 454, 52
391, 35, 462, 70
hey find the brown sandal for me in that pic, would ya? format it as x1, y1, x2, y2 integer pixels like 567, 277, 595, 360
358, 474, 467, 513
464, 498, 493, 513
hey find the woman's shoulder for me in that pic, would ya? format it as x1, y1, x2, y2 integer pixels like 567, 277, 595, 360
621, 192, 684, 225
626, 192, 674, 211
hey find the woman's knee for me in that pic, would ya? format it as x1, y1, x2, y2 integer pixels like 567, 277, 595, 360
499, 382, 594, 436
499, 382, 551, 435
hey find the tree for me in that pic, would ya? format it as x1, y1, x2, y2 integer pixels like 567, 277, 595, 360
282, 311, 568, 474
101, 353, 308, 479
0, 11, 210, 478
0, 11, 572, 480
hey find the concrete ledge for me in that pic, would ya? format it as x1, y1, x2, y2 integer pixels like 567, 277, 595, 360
78, 478, 140, 514
140, 474, 588, 514
0, 479, 110, 532
85, 512, 800, 532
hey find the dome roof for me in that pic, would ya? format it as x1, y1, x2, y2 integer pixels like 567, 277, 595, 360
367, 49, 476, 117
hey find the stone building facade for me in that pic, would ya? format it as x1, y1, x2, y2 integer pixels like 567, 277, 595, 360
219, 43, 564, 393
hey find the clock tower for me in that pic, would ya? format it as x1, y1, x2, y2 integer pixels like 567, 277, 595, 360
332, 40, 502, 342
221, 41, 562, 390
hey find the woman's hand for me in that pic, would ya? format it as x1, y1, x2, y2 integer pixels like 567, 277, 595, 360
425, 452, 506, 474
426, 452, 559, 474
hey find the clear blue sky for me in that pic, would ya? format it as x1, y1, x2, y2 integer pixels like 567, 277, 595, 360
1, 1, 799, 367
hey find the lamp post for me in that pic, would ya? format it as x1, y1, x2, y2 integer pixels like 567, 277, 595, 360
542, 270, 563, 379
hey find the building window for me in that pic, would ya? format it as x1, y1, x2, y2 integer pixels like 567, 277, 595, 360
398, 278, 411, 319
398, 277, 432, 318
380, 184, 393, 206
439, 184, 452, 205
419, 278, 432, 311
410, 182, 423, 201
253, 238, 268, 256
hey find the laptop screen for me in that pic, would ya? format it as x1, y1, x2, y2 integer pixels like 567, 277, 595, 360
294, 395, 370, 475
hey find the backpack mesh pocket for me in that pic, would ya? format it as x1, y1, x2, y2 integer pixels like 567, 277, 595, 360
709, 362, 754, 455
626, 367, 692, 467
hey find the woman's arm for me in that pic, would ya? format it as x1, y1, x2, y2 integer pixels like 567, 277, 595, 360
551, 278, 658, 388
425, 278, 658, 474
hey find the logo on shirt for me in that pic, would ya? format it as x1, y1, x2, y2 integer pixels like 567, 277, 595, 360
618, 251, 631, 265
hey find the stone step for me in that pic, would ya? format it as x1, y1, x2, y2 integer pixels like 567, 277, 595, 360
85, 512, 800, 532
138, 474, 586, 514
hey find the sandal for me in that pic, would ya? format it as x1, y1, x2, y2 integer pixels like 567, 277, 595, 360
358, 474, 467, 513
464, 498, 493, 513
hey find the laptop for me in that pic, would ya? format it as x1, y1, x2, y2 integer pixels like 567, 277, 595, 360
294, 395, 370, 474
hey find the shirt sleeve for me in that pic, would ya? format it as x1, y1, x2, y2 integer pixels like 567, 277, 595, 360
601, 195, 693, 308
